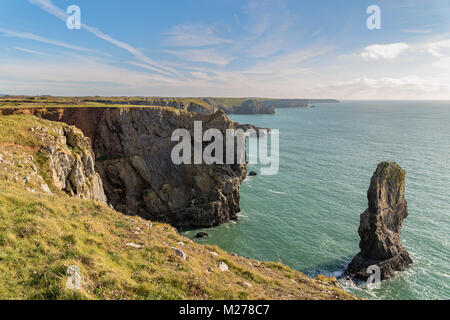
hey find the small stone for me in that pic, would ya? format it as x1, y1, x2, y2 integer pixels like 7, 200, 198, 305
248, 171, 258, 176
126, 243, 143, 249
13, 176, 18, 182
244, 282, 252, 288
171, 247, 187, 260
177, 241, 186, 246
218, 262, 228, 272
210, 251, 219, 257
40, 183, 52, 194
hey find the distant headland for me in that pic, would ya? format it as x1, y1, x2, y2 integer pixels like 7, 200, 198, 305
0, 95, 339, 115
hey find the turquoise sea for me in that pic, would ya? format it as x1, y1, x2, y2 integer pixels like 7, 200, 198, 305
182, 101, 450, 300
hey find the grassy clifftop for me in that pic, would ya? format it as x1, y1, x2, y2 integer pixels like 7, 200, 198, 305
0, 115, 355, 300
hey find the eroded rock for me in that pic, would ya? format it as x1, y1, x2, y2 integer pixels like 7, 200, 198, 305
345, 162, 412, 281
61, 108, 247, 228
35, 124, 107, 203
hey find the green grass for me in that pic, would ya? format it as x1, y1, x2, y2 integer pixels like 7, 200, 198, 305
0, 96, 213, 113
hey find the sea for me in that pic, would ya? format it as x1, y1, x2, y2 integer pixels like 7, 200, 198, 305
182, 101, 450, 300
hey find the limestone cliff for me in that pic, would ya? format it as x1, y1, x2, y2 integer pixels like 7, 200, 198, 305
43, 125, 107, 203
0, 107, 247, 228
0, 116, 106, 203
203, 98, 275, 114
345, 162, 412, 281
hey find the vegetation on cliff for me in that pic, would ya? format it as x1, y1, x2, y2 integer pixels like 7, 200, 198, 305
0, 115, 355, 300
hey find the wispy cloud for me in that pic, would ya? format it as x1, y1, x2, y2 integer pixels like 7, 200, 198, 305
164, 24, 233, 47
0, 28, 99, 53
27, 0, 177, 76
190, 72, 211, 80
14, 47, 52, 56
402, 29, 431, 34
164, 49, 232, 66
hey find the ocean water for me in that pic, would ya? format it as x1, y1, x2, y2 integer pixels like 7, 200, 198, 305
182, 101, 450, 300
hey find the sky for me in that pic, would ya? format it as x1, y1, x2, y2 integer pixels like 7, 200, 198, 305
0, 0, 449, 99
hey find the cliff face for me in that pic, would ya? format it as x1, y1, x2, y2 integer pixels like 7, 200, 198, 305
203, 98, 275, 114
0, 107, 247, 228
229, 99, 275, 114
0, 115, 106, 203
261, 99, 308, 108
84, 98, 215, 114
345, 162, 412, 281
92, 108, 246, 228
44, 125, 107, 203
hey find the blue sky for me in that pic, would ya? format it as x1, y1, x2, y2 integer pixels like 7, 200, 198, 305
0, 0, 449, 99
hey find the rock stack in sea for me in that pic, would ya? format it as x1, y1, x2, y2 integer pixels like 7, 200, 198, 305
345, 161, 413, 281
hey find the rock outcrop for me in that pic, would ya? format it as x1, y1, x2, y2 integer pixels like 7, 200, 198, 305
204, 98, 275, 115
345, 162, 412, 281
35, 124, 107, 203
261, 99, 309, 108
1, 107, 247, 228
233, 122, 271, 138
91, 108, 247, 228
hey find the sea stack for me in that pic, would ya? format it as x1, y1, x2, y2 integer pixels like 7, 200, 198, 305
345, 162, 412, 281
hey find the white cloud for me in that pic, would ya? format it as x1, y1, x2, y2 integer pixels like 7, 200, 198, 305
164, 49, 232, 66
427, 39, 450, 57
164, 24, 233, 47
361, 43, 409, 60
190, 72, 210, 80
432, 57, 450, 71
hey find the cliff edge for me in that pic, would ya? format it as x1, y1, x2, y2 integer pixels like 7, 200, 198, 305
1, 107, 246, 228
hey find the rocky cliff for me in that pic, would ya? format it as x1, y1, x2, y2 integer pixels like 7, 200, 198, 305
84, 98, 215, 114
0, 107, 247, 228
261, 99, 309, 108
203, 98, 275, 114
345, 162, 412, 281
0, 115, 106, 203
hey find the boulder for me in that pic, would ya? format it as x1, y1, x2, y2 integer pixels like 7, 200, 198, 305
126, 243, 143, 249
345, 162, 412, 281
195, 232, 209, 238
171, 247, 187, 260
218, 262, 229, 272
